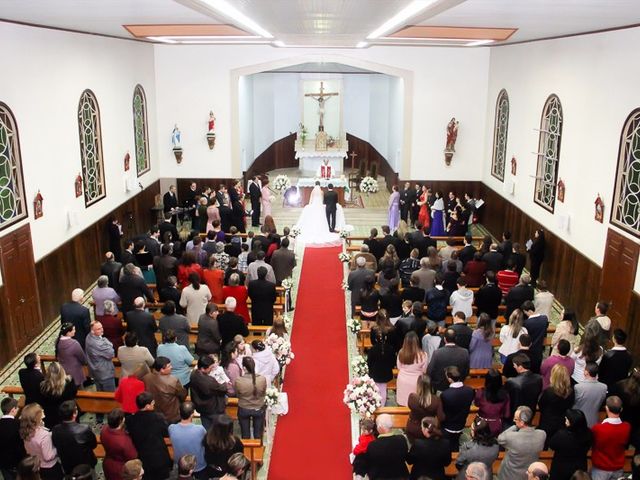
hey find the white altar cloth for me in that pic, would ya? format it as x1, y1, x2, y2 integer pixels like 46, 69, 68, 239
296, 149, 347, 175
296, 177, 348, 188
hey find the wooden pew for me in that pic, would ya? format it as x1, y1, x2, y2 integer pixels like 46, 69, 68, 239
345, 236, 485, 247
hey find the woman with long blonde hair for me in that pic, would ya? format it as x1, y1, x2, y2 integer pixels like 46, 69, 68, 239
538, 364, 575, 444
498, 309, 528, 363
396, 332, 427, 407
39, 362, 77, 429
19, 404, 63, 479
406, 374, 444, 442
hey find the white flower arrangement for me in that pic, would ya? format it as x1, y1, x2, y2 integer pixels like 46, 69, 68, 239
282, 313, 292, 330
265, 387, 280, 408
343, 375, 382, 418
273, 175, 291, 192
281, 277, 293, 290
338, 252, 351, 263
265, 333, 295, 366
359, 176, 379, 194
339, 230, 350, 239
347, 317, 361, 334
351, 355, 369, 377
290, 226, 301, 238
341, 280, 349, 290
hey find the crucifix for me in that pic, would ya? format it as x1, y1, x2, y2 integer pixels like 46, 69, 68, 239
349, 151, 358, 169
305, 81, 339, 132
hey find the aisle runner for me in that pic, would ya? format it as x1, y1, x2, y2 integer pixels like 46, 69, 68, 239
268, 246, 352, 479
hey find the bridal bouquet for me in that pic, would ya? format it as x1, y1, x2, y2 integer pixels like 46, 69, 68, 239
343, 375, 382, 418
347, 317, 361, 334
351, 355, 369, 377
338, 252, 351, 263
360, 176, 379, 194
281, 277, 293, 291
265, 333, 295, 366
273, 175, 291, 193
290, 226, 301, 238
339, 230, 350, 239
265, 387, 280, 408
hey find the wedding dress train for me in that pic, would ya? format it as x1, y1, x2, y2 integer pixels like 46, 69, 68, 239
295, 185, 345, 248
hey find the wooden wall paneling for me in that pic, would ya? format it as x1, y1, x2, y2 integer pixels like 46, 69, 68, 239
347, 133, 398, 192
627, 292, 640, 365
244, 133, 297, 184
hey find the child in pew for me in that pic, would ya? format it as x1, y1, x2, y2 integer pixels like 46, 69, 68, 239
208, 353, 232, 386
351, 418, 376, 479
234, 335, 253, 366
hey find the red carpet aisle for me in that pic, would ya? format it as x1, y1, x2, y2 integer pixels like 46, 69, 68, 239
268, 246, 352, 479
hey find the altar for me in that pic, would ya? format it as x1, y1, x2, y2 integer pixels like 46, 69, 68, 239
296, 148, 347, 176
297, 177, 349, 206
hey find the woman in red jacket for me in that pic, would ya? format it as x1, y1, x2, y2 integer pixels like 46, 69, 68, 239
222, 273, 250, 324
177, 251, 203, 289
101, 408, 138, 480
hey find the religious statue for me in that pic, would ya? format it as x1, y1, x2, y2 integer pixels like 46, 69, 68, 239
124, 151, 130, 172
444, 117, 459, 166
208, 111, 216, 132
305, 81, 339, 132
172, 124, 182, 148
75, 173, 83, 198
557, 178, 565, 203
34, 190, 44, 219
206, 112, 216, 150
594, 194, 604, 223
511, 156, 517, 176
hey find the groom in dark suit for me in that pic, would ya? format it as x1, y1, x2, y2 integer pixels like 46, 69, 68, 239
324, 183, 339, 232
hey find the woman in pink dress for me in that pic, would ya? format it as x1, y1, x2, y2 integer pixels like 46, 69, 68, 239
396, 331, 428, 406
260, 179, 275, 224
206, 200, 221, 233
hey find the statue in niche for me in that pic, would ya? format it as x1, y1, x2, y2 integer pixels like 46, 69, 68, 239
511, 156, 517, 176
172, 124, 181, 148
557, 179, 565, 203
594, 194, 604, 223
444, 117, 459, 166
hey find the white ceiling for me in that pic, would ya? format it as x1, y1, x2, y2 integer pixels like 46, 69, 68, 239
1, 0, 640, 47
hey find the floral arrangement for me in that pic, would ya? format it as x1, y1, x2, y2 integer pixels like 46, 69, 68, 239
347, 317, 361, 334
359, 176, 379, 194
281, 277, 293, 291
265, 333, 295, 366
290, 226, 301, 238
351, 355, 368, 377
299, 123, 308, 143
343, 375, 382, 418
265, 387, 280, 408
282, 313, 292, 330
338, 252, 351, 263
339, 230, 350, 239
273, 175, 291, 193
341, 280, 349, 290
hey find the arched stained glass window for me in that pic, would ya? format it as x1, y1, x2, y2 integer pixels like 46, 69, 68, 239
491, 89, 509, 182
133, 85, 150, 176
0, 103, 27, 229
611, 108, 640, 237
78, 89, 106, 207
534, 94, 563, 212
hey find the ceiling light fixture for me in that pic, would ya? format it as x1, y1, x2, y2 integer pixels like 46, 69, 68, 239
178, 40, 271, 44
356, 41, 368, 48
146, 36, 178, 44
466, 39, 495, 47
273, 40, 286, 47
163, 35, 261, 40
198, 0, 273, 38
367, 0, 437, 39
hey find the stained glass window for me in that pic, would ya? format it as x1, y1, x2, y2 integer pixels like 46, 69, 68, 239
534, 94, 563, 212
133, 85, 150, 176
0, 103, 27, 229
612, 108, 640, 238
78, 89, 106, 206
491, 89, 509, 182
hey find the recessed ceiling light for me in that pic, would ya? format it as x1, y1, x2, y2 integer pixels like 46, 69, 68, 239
356, 41, 368, 48
466, 39, 495, 47
146, 36, 178, 44
198, 0, 273, 38
367, 0, 438, 39
273, 40, 286, 47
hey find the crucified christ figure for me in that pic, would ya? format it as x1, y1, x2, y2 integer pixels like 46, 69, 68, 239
305, 81, 339, 131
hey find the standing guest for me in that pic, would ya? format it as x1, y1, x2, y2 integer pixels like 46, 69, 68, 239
497, 406, 546, 480
551, 310, 578, 355
260, 178, 274, 223
441, 366, 474, 452
548, 409, 592, 480
250, 340, 280, 386
348, 257, 375, 315
60, 289, 91, 350
202, 256, 225, 305
196, 304, 222, 356
505, 274, 535, 320
533, 280, 554, 318
428, 329, 470, 392
364, 228, 383, 261
455, 417, 499, 479
365, 413, 409, 480
497, 231, 513, 267
159, 300, 191, 349
442, 262, 460, 293
359, 277, 381, 325
153, 244, 178, 292
158, 276, 182, 310
0, 397, 26, 480
504, 354, 543, 419
598, 328, 633, 390
101, 409, 138, 480
380, 280, 402, 320
449, 278, 473, 318
245, 250, 275, 284
126, 392, 172, 480
498, 309, 528, 364
406, 374, 444, 442
458, 234, 477, 266
270, 237, 296, 285
482, 244, 503, 276
248, 176, 261, 227
496, 261, 519, 296
511, 243, 527, 275
121, 459, 144, 480
204, 414, 244, 477
474, 271, 502, 322
55, 323, 87, 388
587, 301, 613, 347
211, 242, 231, 272
189, 355, 228, 432
143, 357, 188, 424
119, 263, 154, 313
177, 252, 203, 289
421, 321, 441, 361
450, 311, 473, 350
367, 312, 398, 406
527, 229, 545, 286
540, 339, 574, 389
99, 300, 125, 351
157, 330, 194, 390
168, 402, 208, 480
407, 417, 451, 480
398, 248, 421, 288
51, 401, 97, 474
19, 403, 64, 480
538, 364, 575, 443
115, 365, 147, 414
469, 313, 494, 369
121, 240, 137, 268
224, 257, 246, 287
462, 252, 487, 288
570, 328, 603, 383
234, 357, 267, 439
218, 297, 249, 347
352, 418, 376, 479
85, 321, 116, 394
19, 353, 45, 407
412, 257, 436, 292
521, 300, 549, 373
248, 266, 277, 326
399, 182, 412, 223
223, 274, 251, 324
591, 396, 632, 480
117, 332, 154, 377
573, 361, 607, 428
430, 191, 446, 236
386, 185, 401, 231
39, 362, 77, 430
611, 368, 640, 448
221, 343, 243, 396
473, 369, 511, 436
402, 275, 426, 306
396, 332, 427, 406
101, 251, 122, 291
92, 275, 121, 316
180, 272, 212, 325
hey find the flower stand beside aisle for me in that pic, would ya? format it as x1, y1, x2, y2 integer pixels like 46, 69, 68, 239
343, 375, 382, 419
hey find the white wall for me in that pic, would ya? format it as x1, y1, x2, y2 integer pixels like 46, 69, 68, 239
388, 76, 405, 173
0, 22, 158, 262
483, 27, 640, 293
238, 75, 254, 170
343, 75, 371, 140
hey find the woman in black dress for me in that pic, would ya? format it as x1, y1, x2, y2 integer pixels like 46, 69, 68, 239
204, 414, 243, 477
549, 409, 592, 480
38, 362, 77, 429
538, 364, 575, 445
528, 228, 545, 286
407, 416, 451, 480
367, 311, 398, 407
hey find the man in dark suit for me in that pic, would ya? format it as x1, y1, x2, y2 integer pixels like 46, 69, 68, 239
121, 239, 137, 267
323, 183, 339, 232
119, 264, 154, 313
502, 334, 532, 378
458, 234, 477, 266
522, 301, 549, 373
144, 226, 162, 258
18, 353, 44, 406
270, 238, 296, 285
158, 301, 191, 349
599, 328, 633, 390
446, 191, 457, 223
248, 266, 277, 326
505, 274, 535, 319
153, 244, 178, 291
100, 252, 122, 291
427, 329, 470, 392
0, 397, 25, 480
60, 289, 91, 350
498, 231, 513, 268
409, 184, 420, 227
366, 414, 409, 479
218, 297, 250, 347
441, 366, 474, 452
482, 243, 503, 275
52, 400, 97, 474
399, 181, 412, 222
474, 271, 503, 322
215, 183, 226, 208
125, 297, 158, 356
379, 225, 398, 252
364, 228, 383, 260
505, 353, 543, 419
248, 176, 262, 227
159, 212, 179, 243
163, 185, 178, 225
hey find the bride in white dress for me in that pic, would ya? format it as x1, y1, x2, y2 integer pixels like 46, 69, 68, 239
295, 183, 346, 248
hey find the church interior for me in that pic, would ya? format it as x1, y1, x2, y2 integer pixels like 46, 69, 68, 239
1, 0, 640, 478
